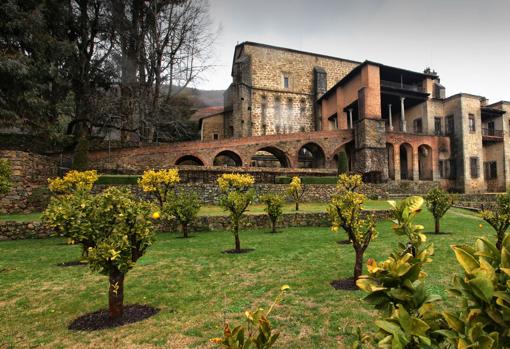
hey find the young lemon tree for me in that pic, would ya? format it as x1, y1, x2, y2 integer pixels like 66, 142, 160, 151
138, 169, 180, 208
287, 176, 305, 211
163, 192, 201, 238
44, 186, 158, 319
480, 191, 510, 250
329, 174, 377, 280
260, 193, 284, 233
47, 169, 98, 194
425, 187, 454, 234
217, 173, 255, 252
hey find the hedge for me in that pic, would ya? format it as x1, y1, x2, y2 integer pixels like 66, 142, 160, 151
275, 176, 338, 185
96, 175, 140, 185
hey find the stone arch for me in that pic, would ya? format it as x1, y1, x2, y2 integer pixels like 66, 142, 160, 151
399, 143, 413, 180
175, 155, 204, 166
298, 142, 326, 168
386, 143, 395, 180
418, 144, 433, 180
213, 150, 242, 167
250, 146, 290, 168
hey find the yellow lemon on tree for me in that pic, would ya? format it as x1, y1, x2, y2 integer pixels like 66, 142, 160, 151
152, 211, 161, 219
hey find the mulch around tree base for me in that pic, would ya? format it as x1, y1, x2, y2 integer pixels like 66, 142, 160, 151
330, 278, 358, 291
57, 261, 87, 267
222, 248, 255, 254
337, 239, 351, 245
68, 304, 160, 331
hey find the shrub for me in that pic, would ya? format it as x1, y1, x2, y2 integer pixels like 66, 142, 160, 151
329, 174, 377, 280
217, 173, 255, 251
337, 151, 349, 175
356, 196, 444, 348
0, 159, 11, 196
43, 186, 157, 319
210, 285, 290, 348
425, 187, 454, 234
260, 193, 284, 233
96, 175, 140, 185
480, 191, 510, 250
138, 169, 180, 208
47, 170, 98, 194
287, 176, 305, 211
163, 192, 201, 238
275, 176, 337, 185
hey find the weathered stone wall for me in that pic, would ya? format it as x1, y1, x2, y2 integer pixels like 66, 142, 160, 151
0, 221, 48, 240
0, 150, 58, 214
201, 114, 225, 141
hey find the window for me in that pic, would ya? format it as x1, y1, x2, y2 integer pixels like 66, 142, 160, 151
283, 75, 289, 89
484, 161, 497, 179
213, 133, 219, 140
468, 114, 476, 133
446, 115, 454, 135
439, 159, 455, 179
413, 118, 423, 134
434, 117, 442, 135
470, 157, 479, 178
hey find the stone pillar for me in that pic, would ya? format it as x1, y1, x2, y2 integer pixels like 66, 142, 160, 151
400, 97, 406, 132
394, 145, 401, 181
348, 109, 353, 129
413, 147, 420, 181
388, 104, 393, 131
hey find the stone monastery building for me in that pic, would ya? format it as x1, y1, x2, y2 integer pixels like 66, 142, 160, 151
187, 42, 510, 194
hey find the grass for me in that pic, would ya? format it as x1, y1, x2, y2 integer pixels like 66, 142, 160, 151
0, 200, 390, 222
0, 207, 487, 348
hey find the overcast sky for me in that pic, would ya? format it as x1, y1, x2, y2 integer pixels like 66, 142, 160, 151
197, 0, 510, 103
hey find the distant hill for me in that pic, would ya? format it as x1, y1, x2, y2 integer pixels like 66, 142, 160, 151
161, 85, 225, 108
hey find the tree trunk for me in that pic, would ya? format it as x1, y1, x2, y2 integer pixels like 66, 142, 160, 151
271, 219, 276, 233
109, 269, 125, 319
295, 201, 299, 211
234, 224, 241, 251
435, 217, 440, 234
182, 223, 189, 238
497, 232, 504, 251
354, 248, 364, 280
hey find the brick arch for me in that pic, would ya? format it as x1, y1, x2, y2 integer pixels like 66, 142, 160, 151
213, 150, 243, 167
249, 146, 291, 168
175, 154, 205, 166
297, 142, 326, 168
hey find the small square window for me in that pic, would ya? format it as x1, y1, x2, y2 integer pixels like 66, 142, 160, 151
213, 133, 219, 140
470, 157, 479, 178
283, 76, 289, 89
468, 114, 476, 133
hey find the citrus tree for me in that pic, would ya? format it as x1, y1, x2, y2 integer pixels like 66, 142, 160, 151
425, 187, 454, 234
217, 173, 255, 252
163, 192, 201, 238
329, 174, 377, 280
47, 169, 98, 194
138, 169, 180, 208
43, 186, 158, 319
480, 191, 510, 250
260, 193, 284, 233
0, 159, 11, 196
288, 176, 305, 211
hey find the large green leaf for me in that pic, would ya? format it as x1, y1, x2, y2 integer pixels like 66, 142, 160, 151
468, 276, 494, 303
452, 246, 480, 274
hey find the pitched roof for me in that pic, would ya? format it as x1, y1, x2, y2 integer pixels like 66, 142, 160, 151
189, 106, 225, 122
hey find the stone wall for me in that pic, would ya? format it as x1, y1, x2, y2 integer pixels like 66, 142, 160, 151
0, 210, 392, 241
0, 150, 58, 214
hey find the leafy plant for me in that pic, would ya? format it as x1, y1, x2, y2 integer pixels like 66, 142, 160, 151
425, 187, 454, 234
47, 170, 98, 194
138, 169, 180, 208
163, 191, 201, 238
356, 196, 445, 348
287, 176, 305, 211
210, 285, 290, 349
329, 174, 377, 280
480, 191, 510, 250
260, 193, 284, 233
218, 173, 256, 251
43, 186, 158, 319
0, 158, 11, 196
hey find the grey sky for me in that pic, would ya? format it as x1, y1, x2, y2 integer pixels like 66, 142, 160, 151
198, 0, 510, 103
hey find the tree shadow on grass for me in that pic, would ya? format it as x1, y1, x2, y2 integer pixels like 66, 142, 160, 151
68, 304, 160, 331
57, 261, 87, 267
330, 278, 358, 291
424, 231, 452, 235
222, 248, 255, 254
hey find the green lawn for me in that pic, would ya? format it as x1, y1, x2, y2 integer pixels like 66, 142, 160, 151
0, 208, 484, 348
0, 200, 390, 222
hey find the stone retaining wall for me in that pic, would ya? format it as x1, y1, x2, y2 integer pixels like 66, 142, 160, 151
0, 210, 392, 241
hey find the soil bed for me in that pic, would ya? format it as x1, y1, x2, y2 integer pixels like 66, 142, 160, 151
68, 304, 159, 331
330, 278, 358, 291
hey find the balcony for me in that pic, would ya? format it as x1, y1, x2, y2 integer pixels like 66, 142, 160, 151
380, 80, 425, 93
482, 128, 504, 142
